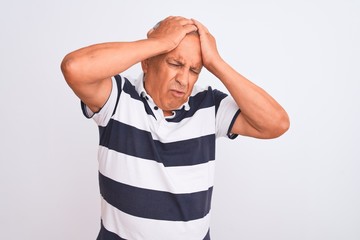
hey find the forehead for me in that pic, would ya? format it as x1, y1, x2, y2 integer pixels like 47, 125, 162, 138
166, 34, 202, 66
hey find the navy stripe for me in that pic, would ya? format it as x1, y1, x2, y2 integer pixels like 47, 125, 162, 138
80, 101, 92, 119
122, 77, 143, 101
99, 120, 157, 161
97, 220, 126, 240
168, 88, 212, 122
140, 97, 156, 119
154, 134, 215, 166
112, 75, 123, 117
99, 172, 213, 221
212, 89, 228, 114
203, 229, 211, 240
168, 87, 227, 123
99, 120, 215, 166
116, 77, 227, 123
118, 76, 155, 118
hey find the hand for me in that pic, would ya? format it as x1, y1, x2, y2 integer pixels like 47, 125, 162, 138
192, 19, 222, 71
147, 16, 198, 52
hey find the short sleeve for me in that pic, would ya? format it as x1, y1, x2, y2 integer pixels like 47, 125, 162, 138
215, 91, 241, 139
81, 76, 122, 127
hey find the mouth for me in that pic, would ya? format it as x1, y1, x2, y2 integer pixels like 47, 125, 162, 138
170, 89, 186, 98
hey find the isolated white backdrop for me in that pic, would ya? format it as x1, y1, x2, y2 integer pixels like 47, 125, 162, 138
1, 0, 359, 239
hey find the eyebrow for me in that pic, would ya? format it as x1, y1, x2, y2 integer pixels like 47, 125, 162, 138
167, 57, 202, 70
167, 58, 184, 65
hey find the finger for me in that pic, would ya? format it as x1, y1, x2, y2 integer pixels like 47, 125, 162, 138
191, 19, 209, 33
147, 28, 154, 38
183, 24, 198, 34
179, 18, 194, 27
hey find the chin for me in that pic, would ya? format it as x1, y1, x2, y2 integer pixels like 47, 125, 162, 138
164, 95, 188, 110
167, 102, 184, 110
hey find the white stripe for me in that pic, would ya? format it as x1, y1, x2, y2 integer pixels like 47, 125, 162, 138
150, 107, 216, 143
101, 198, 211, 240
215, 96, 239, 138
92, 77, 120, 127
112, 93, 216, 143
98, 146, 215, 194
112, 90, 152, 131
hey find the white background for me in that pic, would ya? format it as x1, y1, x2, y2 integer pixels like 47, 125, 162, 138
1, 0, 359, 239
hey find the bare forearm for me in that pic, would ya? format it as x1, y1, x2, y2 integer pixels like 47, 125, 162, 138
208, 58, 289, 137
61, 39, 169, 84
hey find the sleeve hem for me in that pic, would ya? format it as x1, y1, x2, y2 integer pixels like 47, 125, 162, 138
227, 109, 241, 139
81, 101, 95, 119
80, 76, 117, 120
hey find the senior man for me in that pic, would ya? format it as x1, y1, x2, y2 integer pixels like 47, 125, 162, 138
61, 16, 289, 240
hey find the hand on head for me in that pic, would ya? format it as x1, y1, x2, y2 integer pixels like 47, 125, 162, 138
146, 16, 221, 70
146, 16, 198, 52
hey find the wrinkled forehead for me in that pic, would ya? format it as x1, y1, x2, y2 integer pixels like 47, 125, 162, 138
150, 33, 202, 67
175, 33, 202, 63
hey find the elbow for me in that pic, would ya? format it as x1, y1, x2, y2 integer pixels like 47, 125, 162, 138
268, 111, 290, 139
61, 54, 74, 82
256, 110, 290, 139
60, 53, 81, 86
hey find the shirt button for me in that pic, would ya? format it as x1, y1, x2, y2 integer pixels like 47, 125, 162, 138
154, 106, 159, 110
145, 96, 149, 100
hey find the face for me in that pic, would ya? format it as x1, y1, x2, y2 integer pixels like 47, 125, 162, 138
141, 34, 203, 116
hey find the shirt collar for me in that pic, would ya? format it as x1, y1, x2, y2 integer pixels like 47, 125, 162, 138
133, 74, 190, 111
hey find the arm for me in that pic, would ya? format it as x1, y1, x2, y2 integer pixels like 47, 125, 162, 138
192, 19, 290, 139
61, 16, 197, 112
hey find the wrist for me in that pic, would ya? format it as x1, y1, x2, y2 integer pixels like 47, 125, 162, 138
205, 56, 226, 74
146, 37, 178, 55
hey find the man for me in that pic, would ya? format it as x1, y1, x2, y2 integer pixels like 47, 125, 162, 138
61, 16, 289, 240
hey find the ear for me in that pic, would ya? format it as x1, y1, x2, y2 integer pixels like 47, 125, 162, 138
141, 59, 149, 73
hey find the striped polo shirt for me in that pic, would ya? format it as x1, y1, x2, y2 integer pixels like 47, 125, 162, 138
82, 74, 240, 240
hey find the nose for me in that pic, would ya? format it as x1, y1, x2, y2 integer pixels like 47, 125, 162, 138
175, 69, 189, 88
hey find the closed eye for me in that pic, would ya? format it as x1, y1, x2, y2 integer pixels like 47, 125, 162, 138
190, 68, 201, 75
169, 62, 182, 67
